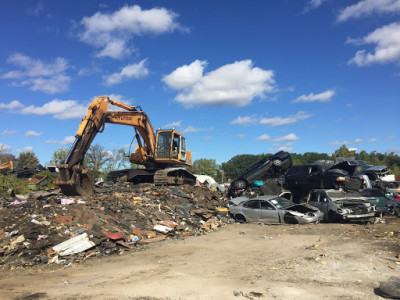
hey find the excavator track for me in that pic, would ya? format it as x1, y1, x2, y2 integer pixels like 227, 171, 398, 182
153, 168, 196, 186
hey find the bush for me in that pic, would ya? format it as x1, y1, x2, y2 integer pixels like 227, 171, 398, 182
0, 174, 29, 198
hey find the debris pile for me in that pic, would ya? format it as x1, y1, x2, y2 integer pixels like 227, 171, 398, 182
0, 183, 230, 268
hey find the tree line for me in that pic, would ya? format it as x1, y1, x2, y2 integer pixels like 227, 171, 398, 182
189, 145, 400, 183
1, 144, 399, 183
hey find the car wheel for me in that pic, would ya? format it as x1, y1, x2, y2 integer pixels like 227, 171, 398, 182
272, 159, 282, 167
284, 214, 298, 224
234, 179, 247, 190
235, 214, 246, 223
328, 210, 339, 223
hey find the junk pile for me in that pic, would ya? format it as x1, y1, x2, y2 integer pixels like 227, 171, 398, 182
0, 183, 230, 268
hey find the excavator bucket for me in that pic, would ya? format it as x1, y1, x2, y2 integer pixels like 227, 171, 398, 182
55, 164, 94, 196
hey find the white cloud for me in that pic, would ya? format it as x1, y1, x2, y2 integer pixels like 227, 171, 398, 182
164, 121, 182, 128
256, 134, 271, 141
271, 142, 294, 152
329, 138, 378, 145
78, 5, 185, 59
104, 60, 149, 85
385, 136, 395, 140
353, 138, 364, 144
60, 136, 76, 145
237, 134, 246, 138
260, 111, 311, 126
292, 90, 335, 103
16, 146, 34, 153
0, 144, 12, 152
182, 126, 206, 133
1, 53, 71, 94
230, 115, 258, 126
303, 0, 328, 13
46, 136, 75, 145
1, 130, 16, 136
24, 130, 43, 137
164, 60, 276, 108
273, 133, 299, 142
0, 99, 88, 120
26, 1, 45, 16
0, 100, 25, 110
329, 141, 351, 146
45, 140, 58, 144
348, 22, 400, 66
337, 0, 400, 22
163, 60, 207, 90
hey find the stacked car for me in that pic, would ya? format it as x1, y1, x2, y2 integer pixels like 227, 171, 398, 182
228, 152, 399, 224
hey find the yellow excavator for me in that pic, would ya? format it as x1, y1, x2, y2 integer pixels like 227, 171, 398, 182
56, 96, 195, 196
0, 160, 13, 170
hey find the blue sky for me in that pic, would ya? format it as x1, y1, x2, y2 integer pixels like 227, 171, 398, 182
1, 0, 400, 165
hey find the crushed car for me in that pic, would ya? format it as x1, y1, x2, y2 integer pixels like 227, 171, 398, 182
307, 189, 376, 223
228, 195, 323, 224
228, 151, 292, 198
361, 188, 400, 216
285, 161, 363, 194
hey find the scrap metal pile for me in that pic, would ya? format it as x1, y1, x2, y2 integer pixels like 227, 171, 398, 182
0, 182, 229, 268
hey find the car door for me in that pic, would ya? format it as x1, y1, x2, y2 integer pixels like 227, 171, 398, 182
241, 200, 261, 222
309, 191, 329, 219
259, 200, 280, 223
309, 165, 323, 188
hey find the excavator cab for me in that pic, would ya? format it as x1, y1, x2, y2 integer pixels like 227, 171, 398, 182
155, 130, 191, 166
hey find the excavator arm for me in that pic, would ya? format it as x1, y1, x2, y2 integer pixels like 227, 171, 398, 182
56, 96, 157, 196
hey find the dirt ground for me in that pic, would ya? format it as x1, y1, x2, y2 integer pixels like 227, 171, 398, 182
1, 218, 400, 300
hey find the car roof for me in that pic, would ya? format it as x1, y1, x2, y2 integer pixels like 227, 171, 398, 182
230, 195, 281, 205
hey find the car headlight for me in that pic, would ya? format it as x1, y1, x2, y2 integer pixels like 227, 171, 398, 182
336, 176, 346, 182
337, 208, 352, 214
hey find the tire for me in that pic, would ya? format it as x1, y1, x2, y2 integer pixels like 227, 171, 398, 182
235, 214, 246, 223
234, 179, 247, 190
284, 214, 298, 224
328, 210, 339, 223
272, 159, 282, 167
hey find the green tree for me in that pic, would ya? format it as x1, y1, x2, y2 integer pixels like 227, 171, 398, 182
50, 147, 70, 165
103, 148, 130, 173
302, 152, 331, 164
188, 158, 220, 181
86, 144, 111, 178
334, 145, 355, 159
221, 154, 266, 181
17, 151, 39, 168
390, 164, 400, 178
0, 153, 17, 166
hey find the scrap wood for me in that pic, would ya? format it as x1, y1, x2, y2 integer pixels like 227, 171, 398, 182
138, 235, 166, 244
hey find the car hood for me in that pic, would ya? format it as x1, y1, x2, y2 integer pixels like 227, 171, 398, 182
328, 161, 358, 176
229, 196, 249, 206
286, 203, 320, 213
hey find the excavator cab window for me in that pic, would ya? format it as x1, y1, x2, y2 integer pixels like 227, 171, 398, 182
172, 135, 179, 159
180, 137, 187, 161
156, 131, 174, 159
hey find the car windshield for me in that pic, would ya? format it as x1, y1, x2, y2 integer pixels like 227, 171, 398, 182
269, 197, 293, 209
361, 189, 384, 197
326, 190, 363, 200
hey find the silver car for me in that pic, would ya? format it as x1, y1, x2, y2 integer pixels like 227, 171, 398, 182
228, 195, 324, 224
